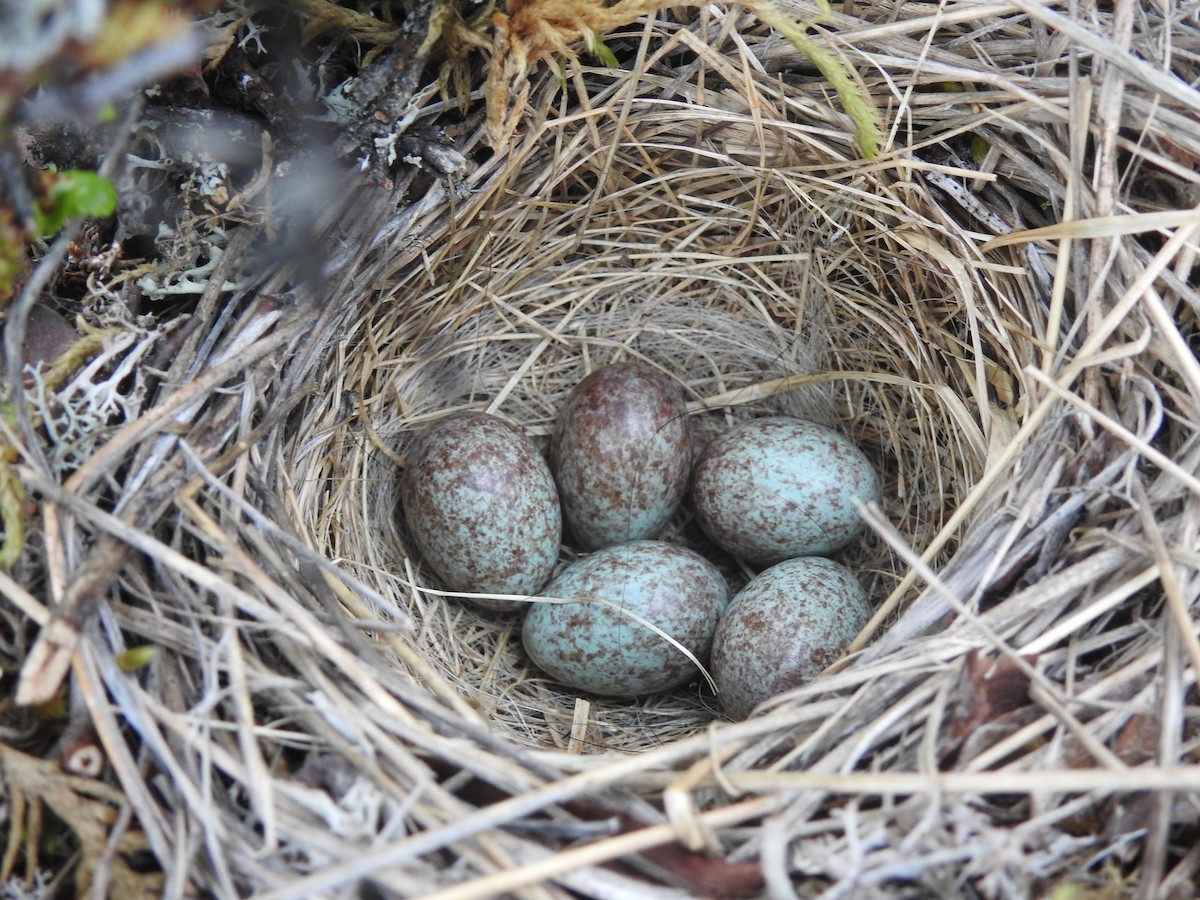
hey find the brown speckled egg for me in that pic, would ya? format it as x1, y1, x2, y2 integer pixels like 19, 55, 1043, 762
401, 412, 561, 611
552, 363, 691, 551
522, 541, 729, 696
691, 416, 880, 565
711, 556, 870, 719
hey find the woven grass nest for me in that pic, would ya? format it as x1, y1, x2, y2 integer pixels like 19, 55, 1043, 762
6, 0, 1200, 897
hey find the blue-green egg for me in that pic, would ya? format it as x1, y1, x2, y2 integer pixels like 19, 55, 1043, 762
522, 541, 729, 696
552, 362, 691, 551
691, 416, 880, 564
711, 556, 871, 719
401, 412, 561, 611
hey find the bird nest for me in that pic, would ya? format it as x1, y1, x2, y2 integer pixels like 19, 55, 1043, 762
4, 0, 1200, 897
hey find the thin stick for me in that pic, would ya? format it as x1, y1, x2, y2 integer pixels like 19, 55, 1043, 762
1132, 479, 1200, 685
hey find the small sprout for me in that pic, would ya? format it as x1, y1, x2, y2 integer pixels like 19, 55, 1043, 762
585, 34, 619, 68
30, 682, 69, 723
115, 645, 157, 672
970, 134, 991, 165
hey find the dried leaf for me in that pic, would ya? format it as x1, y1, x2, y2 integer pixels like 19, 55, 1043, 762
634, 840, 764, 898
1113, 713, 1158, 767
940, 649, 1036, 764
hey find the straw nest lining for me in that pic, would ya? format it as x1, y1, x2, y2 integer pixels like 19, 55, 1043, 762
300, 32, 1000, 750
10, 0, 1200, 896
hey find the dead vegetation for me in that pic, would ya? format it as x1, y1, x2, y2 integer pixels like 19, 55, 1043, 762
3, 0, 1200, 896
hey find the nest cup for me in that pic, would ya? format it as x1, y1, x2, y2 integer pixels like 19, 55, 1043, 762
262, 5, 1200, 885
296, 65, 1002, 751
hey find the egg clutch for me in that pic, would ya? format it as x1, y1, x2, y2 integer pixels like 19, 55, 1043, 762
401, 362, 881, 719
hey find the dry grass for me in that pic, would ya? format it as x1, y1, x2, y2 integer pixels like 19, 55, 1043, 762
7, 0, 1200, 896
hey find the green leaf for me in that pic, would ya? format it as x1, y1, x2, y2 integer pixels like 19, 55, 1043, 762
970, 133, 991, 164
49, 170, 118, 221
35, 170, 118, 238
115, 645, 157, 672
586, 35, 620, 69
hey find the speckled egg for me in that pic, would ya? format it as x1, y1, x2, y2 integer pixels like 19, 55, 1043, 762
691, 416, 880, 564
552, 362, 691, 551
711, 556, 871, 719
401, 412, 561, 611
522, 541, 729, 696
